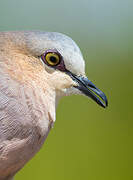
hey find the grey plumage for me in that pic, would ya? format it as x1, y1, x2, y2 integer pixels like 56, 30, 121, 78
0, 31, 107, 180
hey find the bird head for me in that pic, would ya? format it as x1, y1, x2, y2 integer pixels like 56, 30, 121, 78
1, 31, 108, 108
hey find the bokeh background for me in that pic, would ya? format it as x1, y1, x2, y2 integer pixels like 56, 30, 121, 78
0, 0, 133, 179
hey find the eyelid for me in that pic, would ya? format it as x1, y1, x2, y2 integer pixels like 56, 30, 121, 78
41, 49, 62, 62
45, 52, 60, 59
44, 49, 61, 56
40, 49, 66, 71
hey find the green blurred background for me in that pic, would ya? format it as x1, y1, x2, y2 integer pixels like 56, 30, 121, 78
0, 0, 133, 179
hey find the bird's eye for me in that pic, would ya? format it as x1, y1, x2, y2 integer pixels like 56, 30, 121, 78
41, 52, 61, 66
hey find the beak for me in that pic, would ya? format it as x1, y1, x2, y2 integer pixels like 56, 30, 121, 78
66, 71, 108, 108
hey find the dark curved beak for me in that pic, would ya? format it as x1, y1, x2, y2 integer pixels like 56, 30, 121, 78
66, 71, 108, 108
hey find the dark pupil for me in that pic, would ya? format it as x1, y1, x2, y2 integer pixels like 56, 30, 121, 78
50, 56, 57, 63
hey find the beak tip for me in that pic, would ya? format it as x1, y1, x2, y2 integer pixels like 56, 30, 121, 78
67, 72, 108, 109
105, 95, 108, 107
101, 94, 108, 108
103, 102, 108, 108
93, 91, 108, 108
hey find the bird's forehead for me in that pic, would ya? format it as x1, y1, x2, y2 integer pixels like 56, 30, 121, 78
25, 31, 85, 75
26, 31, 81, 55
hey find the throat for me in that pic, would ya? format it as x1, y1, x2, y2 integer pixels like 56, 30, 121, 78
22, 83, 56, 135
